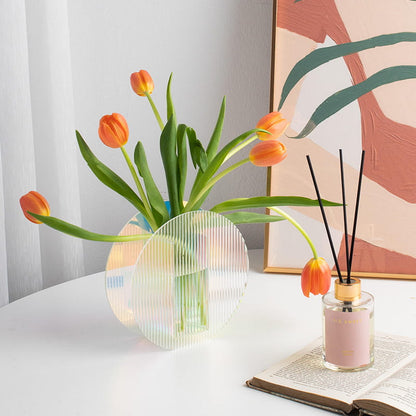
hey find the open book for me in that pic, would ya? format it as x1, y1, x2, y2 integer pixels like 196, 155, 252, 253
247, 334, 416, 416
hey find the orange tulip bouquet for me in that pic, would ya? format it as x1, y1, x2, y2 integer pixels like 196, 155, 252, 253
20, 70, 339, 346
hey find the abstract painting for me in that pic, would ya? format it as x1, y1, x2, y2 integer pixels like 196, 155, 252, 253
265, 0, 416, 278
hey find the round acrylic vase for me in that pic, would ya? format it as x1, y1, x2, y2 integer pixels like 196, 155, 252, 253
105, 209, 248, 349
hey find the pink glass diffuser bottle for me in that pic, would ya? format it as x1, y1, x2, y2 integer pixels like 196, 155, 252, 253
322, 277, 374, 371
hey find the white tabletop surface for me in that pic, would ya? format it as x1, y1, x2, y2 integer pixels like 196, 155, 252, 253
1, 249, 415, 416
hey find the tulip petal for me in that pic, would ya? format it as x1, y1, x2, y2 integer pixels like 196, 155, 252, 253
256, 112, 289, 141
310, 265, 320, 295
112, 113, 129, 136
301, 257, 331, 297
249, 140, 287, 167
301, 268, 311, 297
20, 191, 50, 224
130, 70, 154, 96
98, 113, 129, 148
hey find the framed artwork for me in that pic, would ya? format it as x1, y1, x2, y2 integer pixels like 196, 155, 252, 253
264, 0, 416, 279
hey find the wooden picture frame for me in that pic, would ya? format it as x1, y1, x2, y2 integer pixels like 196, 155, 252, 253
264, 0, 416, 279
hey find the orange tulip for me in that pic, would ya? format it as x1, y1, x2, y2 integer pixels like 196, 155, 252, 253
249, 140, 287, 167
301, 257, 331, 297
256, 111, 289, 141
98, 113, 129, 148
130, 70, 154, 96
20, 191, 50, 224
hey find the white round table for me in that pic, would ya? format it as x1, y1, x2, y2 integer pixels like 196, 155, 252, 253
1, 249, 415, 415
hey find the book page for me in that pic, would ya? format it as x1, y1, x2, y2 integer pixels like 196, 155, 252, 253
251, 334, 416, 406
356, 356, 416, 416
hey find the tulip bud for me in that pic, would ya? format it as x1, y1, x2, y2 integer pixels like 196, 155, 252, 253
130, 70, 154, 96
301, 257, 331, 297
256, 111, 289, 141
20, 191, 50, 224
98, 113, 129, 148
249, 140, 287, 167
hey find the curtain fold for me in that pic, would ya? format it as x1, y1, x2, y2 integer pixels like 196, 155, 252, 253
1, 0, 43, 303
25, 0, 85, 290
0, 0, 84, 304
0, 151, 9, 307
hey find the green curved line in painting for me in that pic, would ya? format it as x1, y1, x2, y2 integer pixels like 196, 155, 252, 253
278, 32, 416, 110
292, 65, 416, 139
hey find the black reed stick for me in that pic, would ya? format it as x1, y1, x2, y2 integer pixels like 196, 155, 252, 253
339, 149, 351, 283
348, 150, 365, 278
306, 155, 343, 282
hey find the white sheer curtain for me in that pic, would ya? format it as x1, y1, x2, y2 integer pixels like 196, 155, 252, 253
0, 152, 8, 306
0, 0, 84, 305
0, 0, 273, 306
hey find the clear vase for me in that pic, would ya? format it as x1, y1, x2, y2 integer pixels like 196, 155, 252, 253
174, 267, 208, 334
105, 208, 248, 349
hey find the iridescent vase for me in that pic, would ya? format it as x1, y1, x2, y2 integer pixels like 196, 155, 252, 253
105, 207, 248, 349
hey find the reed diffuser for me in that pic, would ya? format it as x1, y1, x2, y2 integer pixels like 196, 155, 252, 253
307, 150, 374, 372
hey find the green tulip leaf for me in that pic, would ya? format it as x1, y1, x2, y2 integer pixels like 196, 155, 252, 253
224, 211, 285, 224
201, 128, 268, 184
279, 32, 416, 110
187, 128, 270, 210
176, 124, 188, 210
166, 73, 177, 126
76, 130, 146, 214
186, 127, 208, 172
206, 96, 226, 162
29, 212, 151, 242
190, 97, 226, 207
160, 116, 180, 217
293, 65, 416, 139
134, 141, 169, 226
211, 196, 341, 213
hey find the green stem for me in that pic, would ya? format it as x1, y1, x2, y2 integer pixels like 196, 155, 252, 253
75, 233, 151, 242
145, 91, 164, 130
199, 273, 208, 326
185, 157, 250, 212
269, 207, 318, 259
223, 135, 257, 163
120, 146, 158, 230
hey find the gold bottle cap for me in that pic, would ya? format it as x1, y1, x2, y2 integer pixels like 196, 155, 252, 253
334, 277, 361, 302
